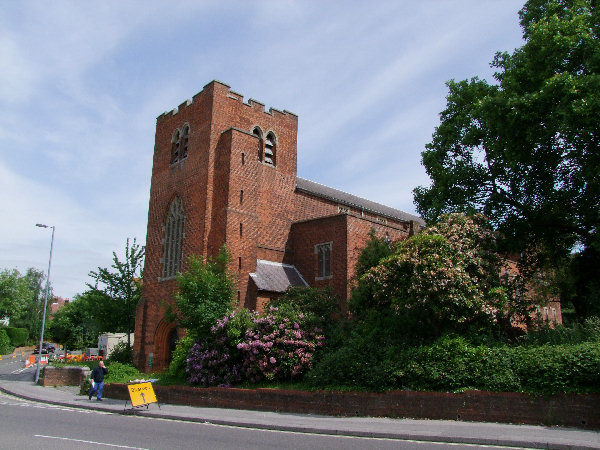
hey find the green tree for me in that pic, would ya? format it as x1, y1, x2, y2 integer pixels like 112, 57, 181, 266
0, 268, 50, 341
0, 269, 30, 323
413, 0, 600, 317
171, 247, 235, 341
48, 290, 116, 351
87, 238, 144, 347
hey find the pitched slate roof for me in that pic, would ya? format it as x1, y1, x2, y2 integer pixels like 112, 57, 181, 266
295, 177, 425, 226
250, 260, 308, 293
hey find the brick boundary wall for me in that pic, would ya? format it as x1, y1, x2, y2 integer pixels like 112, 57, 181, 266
42, 366, 90, 387
103, 384, 600, 429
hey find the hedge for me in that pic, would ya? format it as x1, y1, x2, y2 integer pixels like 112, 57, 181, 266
0, 329, 12, 355
392, 337, 600, 395
5, 327, 28, 347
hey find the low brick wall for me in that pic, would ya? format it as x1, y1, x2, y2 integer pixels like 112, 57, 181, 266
42, 366, 90, 388
103, 383, 600, 429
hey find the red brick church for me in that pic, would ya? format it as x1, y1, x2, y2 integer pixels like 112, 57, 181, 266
133, 81, 424, 371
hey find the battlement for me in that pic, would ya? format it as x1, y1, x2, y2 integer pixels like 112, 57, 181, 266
157, 80, 297, 120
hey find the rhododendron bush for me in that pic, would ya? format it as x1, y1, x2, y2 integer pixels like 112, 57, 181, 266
364, 213, 522, 332
186, 308, 324, 386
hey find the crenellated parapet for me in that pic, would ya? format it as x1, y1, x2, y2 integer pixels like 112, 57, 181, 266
157, 80, 297, 121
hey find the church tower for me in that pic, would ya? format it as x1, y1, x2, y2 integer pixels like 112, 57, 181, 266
134, 81, 298, 371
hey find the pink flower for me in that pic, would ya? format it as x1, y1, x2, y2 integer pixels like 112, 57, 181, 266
269, 357, 276, 364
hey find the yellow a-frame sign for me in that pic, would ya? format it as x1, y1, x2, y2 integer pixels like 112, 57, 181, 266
127, 382, 158, 408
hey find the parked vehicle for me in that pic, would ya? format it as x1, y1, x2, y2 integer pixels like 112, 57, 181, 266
32, 343, 55, 354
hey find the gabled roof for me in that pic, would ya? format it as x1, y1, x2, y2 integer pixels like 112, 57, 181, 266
250, 260, 308, 293
295, 177, 425, 226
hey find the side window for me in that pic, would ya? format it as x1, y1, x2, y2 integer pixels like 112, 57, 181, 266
264, 131, 276, 166
162, 197, 185, 279
315, 242, 332, 279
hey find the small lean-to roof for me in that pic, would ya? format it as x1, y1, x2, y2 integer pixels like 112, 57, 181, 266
250, 260, 308, 293
295, 177, 425, 226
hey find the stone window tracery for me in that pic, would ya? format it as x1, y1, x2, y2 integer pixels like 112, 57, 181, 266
162, 197, 185, 279
315, 242, 332, 279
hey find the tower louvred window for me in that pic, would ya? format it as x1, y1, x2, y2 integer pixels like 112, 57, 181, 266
181, 125, 189, 159
170, 125, 190, 164
170, 130, 180, 164
265, 132, 276, 166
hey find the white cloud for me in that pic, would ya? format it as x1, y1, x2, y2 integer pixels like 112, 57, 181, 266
0, 0, 526, 299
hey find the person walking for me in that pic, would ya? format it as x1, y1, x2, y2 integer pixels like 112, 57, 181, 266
89, 360, 108, 401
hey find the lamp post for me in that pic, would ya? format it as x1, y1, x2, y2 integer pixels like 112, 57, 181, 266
35, 223, 55, 384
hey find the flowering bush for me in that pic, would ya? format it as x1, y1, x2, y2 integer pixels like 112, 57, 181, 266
186, 311, 245, 387
237, 308, 325, 382
364, 213, 511, 333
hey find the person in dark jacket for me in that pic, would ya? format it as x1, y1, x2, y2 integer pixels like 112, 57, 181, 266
89, 360, 108, 401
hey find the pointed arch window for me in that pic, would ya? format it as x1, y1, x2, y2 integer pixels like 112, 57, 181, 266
264, 131, 276, 166
170, 130, 181, 164
170, 124, 190, 164
162, 197, 185, 279
181, 124, 189, 159
252, 126, 263, 162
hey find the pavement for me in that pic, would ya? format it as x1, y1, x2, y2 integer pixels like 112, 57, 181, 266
0, 358, 599, 449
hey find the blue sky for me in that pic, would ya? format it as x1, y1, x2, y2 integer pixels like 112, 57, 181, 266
0, 0, 525, 300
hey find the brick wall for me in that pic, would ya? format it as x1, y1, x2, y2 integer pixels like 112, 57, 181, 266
288, 214, 409, 303
103, 384, 600, 429
42, 366, 90, 387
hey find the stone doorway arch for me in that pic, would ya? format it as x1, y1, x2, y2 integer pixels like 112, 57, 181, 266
153, 319, 177, 371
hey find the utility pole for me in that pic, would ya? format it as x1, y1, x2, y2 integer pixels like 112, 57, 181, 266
35, 223, 55, 384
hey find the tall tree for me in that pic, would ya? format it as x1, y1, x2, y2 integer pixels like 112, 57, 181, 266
87, 238, 144, 347
414, 0, 599, 317
171, 247, 235, 341
0, 268, 50, 340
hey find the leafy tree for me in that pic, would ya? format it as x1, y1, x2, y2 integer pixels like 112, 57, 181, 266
0, 268, 50, 341
171, 247, 235, 341
0, 269, 30, 323
87, 238, 144, 347
47, 302, 86, 351
413, 0, 600, 317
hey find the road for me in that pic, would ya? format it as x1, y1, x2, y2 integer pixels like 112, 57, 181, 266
1, 390, 524, 450
1, 354, 598, 449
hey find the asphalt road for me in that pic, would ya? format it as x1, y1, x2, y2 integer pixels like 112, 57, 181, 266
0, 391, 521, 450
1, 353, 598, 449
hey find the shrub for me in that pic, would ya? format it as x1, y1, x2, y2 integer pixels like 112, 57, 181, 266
5, 327, 28, 347
269, 287, 340, 329
107, 341, 133, 364
0, 328, 12, 355
237, 308, 325, 382
518, 316, 600, 346
168, 335, 194, 380
104, 362, 145, 383
186, 312, 244, 387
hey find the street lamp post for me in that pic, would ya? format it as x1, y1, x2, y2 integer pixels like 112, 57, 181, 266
35, 223, 55, 384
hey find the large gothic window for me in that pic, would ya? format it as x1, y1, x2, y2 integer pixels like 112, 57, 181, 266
162, 197, 185, 279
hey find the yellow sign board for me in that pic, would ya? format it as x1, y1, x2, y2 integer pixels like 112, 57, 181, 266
127, 382, 157, 407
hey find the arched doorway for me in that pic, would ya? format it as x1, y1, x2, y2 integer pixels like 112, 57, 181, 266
168, 328, 179, 365
153, 319, 177, 371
